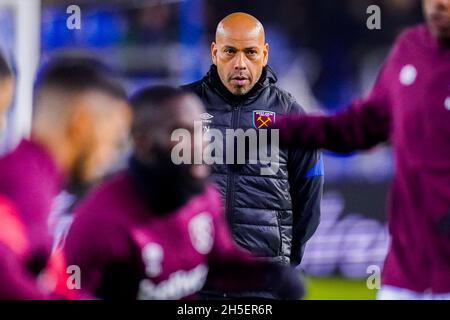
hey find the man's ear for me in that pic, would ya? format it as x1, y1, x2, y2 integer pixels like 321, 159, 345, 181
263, 43, 269, 66
211, 42, 218, 65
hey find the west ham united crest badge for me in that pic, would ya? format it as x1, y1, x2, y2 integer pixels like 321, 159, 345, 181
253, 110, 276, 129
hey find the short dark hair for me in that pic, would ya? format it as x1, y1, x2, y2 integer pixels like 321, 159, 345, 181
0, 51, 12, 81
35, 55, 127, 101
130, 85, 187, 136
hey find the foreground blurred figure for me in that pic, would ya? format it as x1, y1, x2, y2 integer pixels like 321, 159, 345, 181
0, 56, 131, 299
276, 0, 450, 299
52, 86, 303, 300
0, 51, 40, 299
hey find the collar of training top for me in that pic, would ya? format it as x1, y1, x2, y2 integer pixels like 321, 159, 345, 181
205, 64, 278, 105
421, 23, 450, 53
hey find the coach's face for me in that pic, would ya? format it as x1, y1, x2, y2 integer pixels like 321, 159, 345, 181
424, 0, 450, 43
211, 13, 269, 96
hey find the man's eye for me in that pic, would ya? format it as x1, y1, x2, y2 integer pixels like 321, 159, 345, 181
225, 49, 235, 54
247, 50, 257, 55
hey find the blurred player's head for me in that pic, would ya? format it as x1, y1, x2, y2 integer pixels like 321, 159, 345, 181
33, 55, 131, 188
130, 85, 209, 213
0, 52, 14, 135
211, 12, 269, 96
423, 0, 450, 44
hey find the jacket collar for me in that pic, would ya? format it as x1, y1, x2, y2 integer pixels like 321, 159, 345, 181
205, 64, 277, 105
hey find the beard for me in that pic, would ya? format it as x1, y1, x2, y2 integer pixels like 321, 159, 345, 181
128, 148, 207, 215
230, 85, 250, 96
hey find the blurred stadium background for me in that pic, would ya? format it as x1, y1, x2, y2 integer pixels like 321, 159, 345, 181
0, 0, 424, 299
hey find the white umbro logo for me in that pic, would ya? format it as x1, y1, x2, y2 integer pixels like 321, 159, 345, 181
200, 113, 213, 133
200, 113, 214, 120
399, 64, 417, 86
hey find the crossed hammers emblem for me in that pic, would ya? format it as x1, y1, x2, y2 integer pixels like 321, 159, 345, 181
256, 115, 272, 128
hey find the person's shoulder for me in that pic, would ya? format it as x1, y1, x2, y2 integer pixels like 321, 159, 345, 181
199, 183, 224, 218
399, 23, 427, 39
266, 84, 304, 113
0, 142, 23, 173
379, 24, 432, 66
68, 171, 133, 244
0, 141, 52, 204
181, 79, 205, 95
74, 170, 132, 218
204, 183, 221, 201
91, 170, 131, 197
394, 24, 429, 49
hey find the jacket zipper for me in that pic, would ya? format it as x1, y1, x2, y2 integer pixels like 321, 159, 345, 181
226, 103, 242, 227
276, 211, 284, 258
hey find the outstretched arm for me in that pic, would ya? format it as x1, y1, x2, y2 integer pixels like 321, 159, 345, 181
277, 99, 391, 152
276, 40, 400, 152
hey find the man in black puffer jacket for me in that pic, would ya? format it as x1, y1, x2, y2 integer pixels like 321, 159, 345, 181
182, 12, 323, 298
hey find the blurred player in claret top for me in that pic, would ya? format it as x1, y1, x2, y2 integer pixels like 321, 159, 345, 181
275, 0, 450, 299
0, 55, 131, 299
0, 52, 43, 299
54, 85, 304, 300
